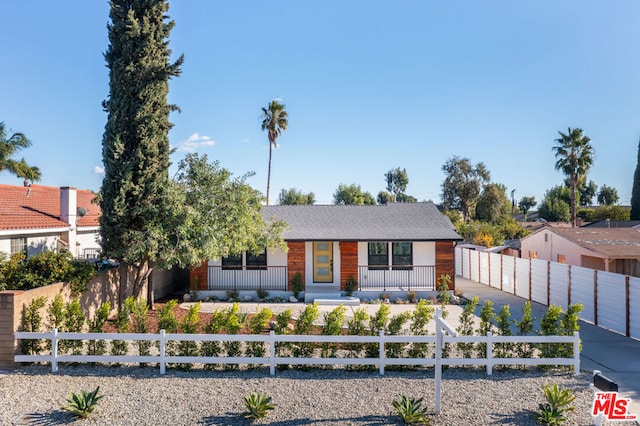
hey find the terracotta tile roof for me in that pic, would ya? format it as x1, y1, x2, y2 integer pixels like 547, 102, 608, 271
548, 227, 640, 258
0, 184, 100, 231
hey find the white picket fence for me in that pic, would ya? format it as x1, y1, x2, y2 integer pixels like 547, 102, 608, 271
456, 247, 640, 340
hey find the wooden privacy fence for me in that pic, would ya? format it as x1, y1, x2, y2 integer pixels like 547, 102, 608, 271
456, 247, 640, 339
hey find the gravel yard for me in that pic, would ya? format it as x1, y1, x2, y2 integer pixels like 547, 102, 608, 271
0, 364, 629, 426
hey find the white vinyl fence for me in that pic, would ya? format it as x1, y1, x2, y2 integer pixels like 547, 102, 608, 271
15, 309, 579, 414
456, 247, 640, 340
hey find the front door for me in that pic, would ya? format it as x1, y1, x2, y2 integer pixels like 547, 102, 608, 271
313, 242, 333, 283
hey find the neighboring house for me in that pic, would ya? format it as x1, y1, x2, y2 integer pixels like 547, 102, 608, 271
520, 226, 640, 277
190, 202, 462, 298
0, 184, 101, 260
582, 220, 640, 229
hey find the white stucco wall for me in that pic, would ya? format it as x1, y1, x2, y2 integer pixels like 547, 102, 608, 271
0, 233, 59, 257
520, 229, 600, 267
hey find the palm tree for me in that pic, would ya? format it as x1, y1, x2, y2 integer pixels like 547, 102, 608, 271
0, 122, 41, 185
553, 127, 594, 227
261, 100, 288, 205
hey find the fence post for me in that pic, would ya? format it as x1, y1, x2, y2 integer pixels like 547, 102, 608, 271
379, 331, 385, 376
626, 276, 631, 338
486, 332, 493, 376
51, 328, 58, 373
159, 330, 166, 375
573, 332, 580, 376
435, 309, 443, 414
269, 331, 276, 376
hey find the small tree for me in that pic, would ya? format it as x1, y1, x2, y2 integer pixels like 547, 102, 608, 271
20, 297, 47, 355
278, 187, 315, 205
597, 184, 619, 206
441, 156, 491, 223
87, 302, 111, 357
333, 183, 376, 205
518, 196, 537, 220
321, 305, 346, 358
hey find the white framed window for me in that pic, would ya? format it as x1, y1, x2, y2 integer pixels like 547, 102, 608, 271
10, 237, 27, 257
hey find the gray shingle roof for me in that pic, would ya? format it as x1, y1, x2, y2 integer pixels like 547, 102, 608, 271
262, 202, 462, 241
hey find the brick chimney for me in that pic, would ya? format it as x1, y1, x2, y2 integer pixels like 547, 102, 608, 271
60, 187, 78, 257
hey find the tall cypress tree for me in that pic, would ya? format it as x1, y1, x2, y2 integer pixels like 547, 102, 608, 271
100, 0, 183, 300
631, 139, 640, 220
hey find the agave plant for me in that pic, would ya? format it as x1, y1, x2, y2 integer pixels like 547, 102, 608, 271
536, 403, 566, 425
392, 393, 430, 425
542, 383, 576, 412
62, 386, 103, 419
243, 391, 276, 420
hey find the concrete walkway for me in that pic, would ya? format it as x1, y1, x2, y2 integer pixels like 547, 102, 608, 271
456, 276, 640, 420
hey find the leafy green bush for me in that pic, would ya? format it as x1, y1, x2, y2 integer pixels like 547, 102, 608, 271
243, 391, 276, 420
62, 386, 103, 419
0, 251, 95, 294
87, 302, 111, 357
246, 307, 273, 361
20, 296, 47, 355
321, 305, 346, 358
392, 393, 430, 425
408, 300, 434, 359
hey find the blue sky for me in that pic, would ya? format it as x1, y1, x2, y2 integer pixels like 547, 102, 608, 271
1, 1, 639, 206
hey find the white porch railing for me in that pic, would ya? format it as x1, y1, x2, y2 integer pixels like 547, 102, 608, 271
357, 265, 436, 291
207, 265, 288, 291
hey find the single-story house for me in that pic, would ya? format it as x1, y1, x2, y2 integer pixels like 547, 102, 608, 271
0, 184, 101, 259
520, 226, 640, 277
190, 202, 462, 298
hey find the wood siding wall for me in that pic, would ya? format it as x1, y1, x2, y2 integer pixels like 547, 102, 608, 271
436, 241, 456, 290
340, 241, 358, 290
189, 261, 209, 291
287, 242, 306, 290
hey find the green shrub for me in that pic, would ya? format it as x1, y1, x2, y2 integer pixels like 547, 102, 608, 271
110, 301, 132, 360
62, 386, 103, 419
0, 251, 95, 294
346, 307, 369, 363
456, 296, 479, 358
437, 274, 452, 304
515, 301, 535, 362
408, 300, 434, 359
20, 296, 47, 355
290, 272, 303, 298
223, 303, 244, 369
64, 298, 86, 355
392, 393, 430, 425
385, 312, 410, 360
178, 302, 201, 370
292, 303, 319, 362
345, 275, 357, 296
125, 297, 151, 365
243, 391, 276, 420
246, 307, 273, 361
477, 300, 496, 357
366, 304, 391, 359
87, 302, 111, 357
201, 309, 227, 369
321, 305, 346, 358
495, 304, 513, 359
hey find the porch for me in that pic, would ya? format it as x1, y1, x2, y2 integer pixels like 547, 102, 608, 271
358, 265, 436, 291
205, 265, 436, 292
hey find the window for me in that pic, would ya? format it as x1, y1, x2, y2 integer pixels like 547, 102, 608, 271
392, 242, 413, 270
222, 254, 242, 269
246, 249, 267, 270
368, 242, 388, 270
222, 250, 268, 270
10, 237, 27, 257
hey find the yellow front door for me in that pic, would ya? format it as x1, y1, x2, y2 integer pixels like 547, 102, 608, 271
313, 242, 333, 283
